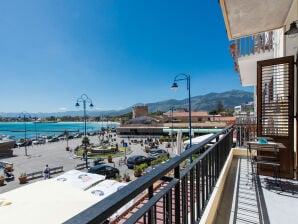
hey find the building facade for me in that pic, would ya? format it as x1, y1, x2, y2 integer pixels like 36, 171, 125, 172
219, 0, 298, 178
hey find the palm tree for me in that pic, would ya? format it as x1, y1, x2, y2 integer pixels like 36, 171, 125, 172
63, 130, 69, 150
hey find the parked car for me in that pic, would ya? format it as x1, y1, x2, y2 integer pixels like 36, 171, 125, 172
58, 136, 65, 140
48, 137, 59, 143
32, 138, 45, 145
74, 133, 83, 138
148, 149, 170, 160
16, 140, 32, 147
93, 158, 104, 166
88, 164, 119, 179
126, 155, 151, 169
32, 140, 40, 145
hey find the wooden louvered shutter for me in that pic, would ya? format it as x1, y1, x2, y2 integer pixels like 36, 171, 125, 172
257, 56, 294, 178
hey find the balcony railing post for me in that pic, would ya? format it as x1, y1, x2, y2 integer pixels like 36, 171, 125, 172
148, 185, 154, 223
212, 149, 216, 186
209, 154, 212, 194
165, 191, 172, 223
197, 161, 201, 218
244, 36, 247, 55
248, 35, 250, 55
174, 166, 181, 224
190, 168, 195, 223
202, 158, 206, 208
208, 153, 212, 193
206, 155, 209, 197
215, 145, 219, 178
182, 175, 188, 224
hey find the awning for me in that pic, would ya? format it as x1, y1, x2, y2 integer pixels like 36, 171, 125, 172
183, 133, 214, 145
86, 179, 128, 201
52, 169, 105, 190
163, 128, 223, 134
0, 180, 99, 224
86, 180, 135, 220
219, 0, 294, 40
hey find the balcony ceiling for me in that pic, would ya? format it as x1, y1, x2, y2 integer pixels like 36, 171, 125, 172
219, 0, 294, 40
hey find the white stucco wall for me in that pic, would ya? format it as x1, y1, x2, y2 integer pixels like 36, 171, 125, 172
285, 0, 298, 57
238, 51, 274, 86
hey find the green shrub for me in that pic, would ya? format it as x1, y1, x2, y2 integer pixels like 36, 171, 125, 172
151, 156, 169, 167
159, 136, 165, 142
151, 159, 158, 166
182, 136, 189, 141
18, 138, 25, 143
134, 163, 148, 172
134, 165, 143, 173
82, 136, 90, 145
160, 156, 169, 162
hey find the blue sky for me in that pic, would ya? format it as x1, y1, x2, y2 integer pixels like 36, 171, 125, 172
0, 0, 252, 113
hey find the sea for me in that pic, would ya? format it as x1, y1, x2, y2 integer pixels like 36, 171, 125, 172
0, 122, 119, 141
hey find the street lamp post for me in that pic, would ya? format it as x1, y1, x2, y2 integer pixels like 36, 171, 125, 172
19, 112, 31, 156
170, 106, 174, 152
34, 117, 38, 140
171, 74, 192, 162
75, 94, 94, 169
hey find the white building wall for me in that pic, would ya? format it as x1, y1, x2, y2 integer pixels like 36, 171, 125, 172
238, 51, 274, 86
285, 0, 298, 57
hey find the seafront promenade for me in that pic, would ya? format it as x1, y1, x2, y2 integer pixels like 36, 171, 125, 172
0, 134, 166, 194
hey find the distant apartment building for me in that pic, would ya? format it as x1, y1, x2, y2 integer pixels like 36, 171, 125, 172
208, 115, 236, 123
163, 108, 209, 123
234, 101, 254, 115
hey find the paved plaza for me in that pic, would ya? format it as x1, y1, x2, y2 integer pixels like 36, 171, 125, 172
0, 134, 174, 194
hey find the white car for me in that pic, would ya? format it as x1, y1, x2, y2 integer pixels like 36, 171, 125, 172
32, 139, 46, 145
148, 149, 170, 160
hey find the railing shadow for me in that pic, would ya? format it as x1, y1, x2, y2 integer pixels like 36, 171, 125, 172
261, 177, 298, 198
231, 158, 270, 224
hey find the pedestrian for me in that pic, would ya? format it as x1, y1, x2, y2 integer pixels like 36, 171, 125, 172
43, 164, 50, 179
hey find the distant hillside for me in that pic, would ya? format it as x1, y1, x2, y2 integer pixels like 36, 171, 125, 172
0, 90, 253, 117
144, 89, 253, 113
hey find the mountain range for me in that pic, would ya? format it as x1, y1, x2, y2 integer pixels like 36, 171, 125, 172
0, 90, 253, 117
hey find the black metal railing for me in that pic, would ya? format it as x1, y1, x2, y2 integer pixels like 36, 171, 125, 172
235, 115, 257, 147
231, 31, 273, 58
65, 126, 234, 224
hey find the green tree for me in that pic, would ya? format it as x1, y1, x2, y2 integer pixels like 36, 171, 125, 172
82, 136, 90, 145
217, 101, 224, 113
149, 110, 164, 116
224, 108, 234, 116
47, 116, 56, 122
209, 110, 217, 115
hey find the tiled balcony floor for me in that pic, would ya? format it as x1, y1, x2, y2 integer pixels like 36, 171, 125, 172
215, 156, 298, 224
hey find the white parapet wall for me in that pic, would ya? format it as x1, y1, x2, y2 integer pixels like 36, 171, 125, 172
199, 148, 246, 223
